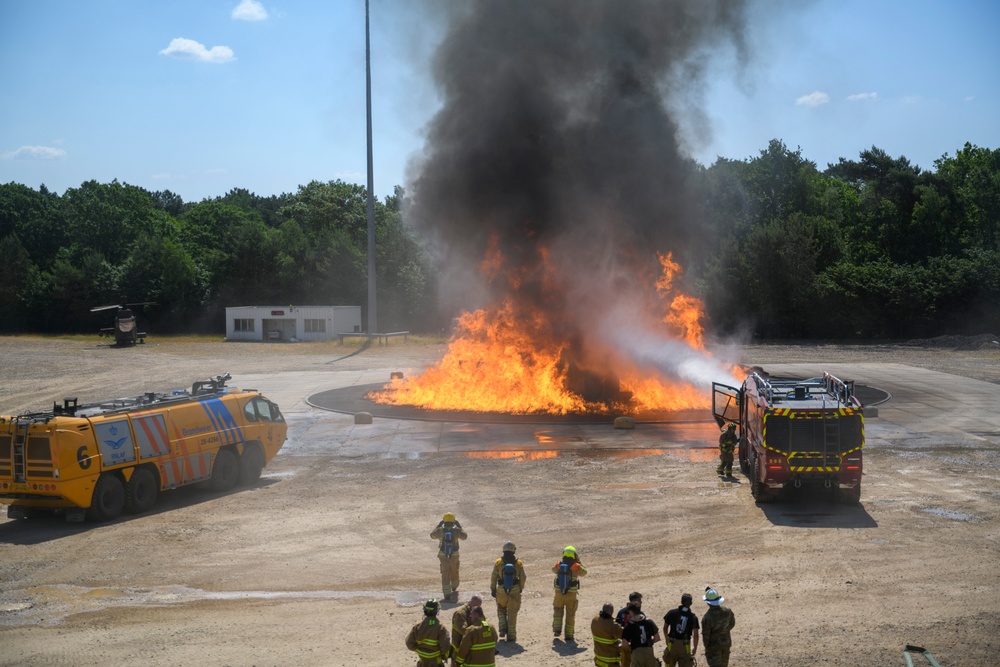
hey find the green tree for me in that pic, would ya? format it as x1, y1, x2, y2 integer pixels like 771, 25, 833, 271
178, 201, 275, 319
934, 143, 1000, 250
0, 182, 66, 268
62, 180, 173, 265
375, 187, 438, 331
0, 233, 34, 331
119, 235, 202, 331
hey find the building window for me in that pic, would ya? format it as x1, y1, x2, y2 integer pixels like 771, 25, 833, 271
304, 319, 326, 333
234, 318, 255, 332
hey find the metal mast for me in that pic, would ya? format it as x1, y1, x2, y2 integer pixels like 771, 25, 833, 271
365, 0, 377, 336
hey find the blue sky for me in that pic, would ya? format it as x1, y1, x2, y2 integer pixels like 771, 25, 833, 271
1, 0, 998, 204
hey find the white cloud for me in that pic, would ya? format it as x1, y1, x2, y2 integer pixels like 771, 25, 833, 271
795, 91, 830, 107
965, 96, 975, 103
232, 0, 268, 21
847, 92, 878, 101
159, 38, 235, 64
2, 145, 68, 160
901, 95, 921, 105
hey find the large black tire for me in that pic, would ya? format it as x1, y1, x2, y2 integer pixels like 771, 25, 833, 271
125, 466, 159, 514
751, 456, 770, 503
838, 484, 861, 505
738, 437, 750, 475
87, 473, 126, 521
209, 449, 239, 492
237, 443, 265, 486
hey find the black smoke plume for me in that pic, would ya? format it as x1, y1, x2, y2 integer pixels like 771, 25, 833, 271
406, 0, 750, 387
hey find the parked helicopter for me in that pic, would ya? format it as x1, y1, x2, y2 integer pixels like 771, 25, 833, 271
91, 302, 156, 345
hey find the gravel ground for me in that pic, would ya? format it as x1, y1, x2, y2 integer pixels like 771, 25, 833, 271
1, 335, 998, 667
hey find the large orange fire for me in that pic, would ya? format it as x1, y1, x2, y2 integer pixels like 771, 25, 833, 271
371, 244, 726, 416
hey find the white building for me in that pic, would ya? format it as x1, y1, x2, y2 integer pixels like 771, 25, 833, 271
225, 305, 362, 342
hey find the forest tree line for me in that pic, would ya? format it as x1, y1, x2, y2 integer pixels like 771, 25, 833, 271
0, 139, 997, 339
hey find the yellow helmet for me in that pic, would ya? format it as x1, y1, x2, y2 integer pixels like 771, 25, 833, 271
443, 512, 455, 523
562, 545, 577, 559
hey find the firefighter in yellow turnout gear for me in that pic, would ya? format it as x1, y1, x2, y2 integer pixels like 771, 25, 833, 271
552, 545, 588, 641
490, 540, 526, 642
456, 606, 496, 667
717, 423, 737, 476
431, 511, 468, 602
591, 602, 623, 667
451, 595, 482, 667
406, 598, 452, 666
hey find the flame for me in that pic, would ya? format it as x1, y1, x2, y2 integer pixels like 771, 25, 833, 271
656, 251, 705, 349
372, 244, 721, 415
371, 298, 593, 414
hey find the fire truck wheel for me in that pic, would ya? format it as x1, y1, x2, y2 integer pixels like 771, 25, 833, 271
125, 467, 159, 514
751, 457, 770, 504
87, 473, 126, 521
209, 449, 239, 492
237, 443, 265, 486
838, 485, 861, 505
738, 439, 750, 475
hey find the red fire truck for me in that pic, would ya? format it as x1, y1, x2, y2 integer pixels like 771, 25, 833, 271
712, 371, 864, 504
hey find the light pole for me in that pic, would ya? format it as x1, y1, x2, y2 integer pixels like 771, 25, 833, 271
365, 0, 377, 336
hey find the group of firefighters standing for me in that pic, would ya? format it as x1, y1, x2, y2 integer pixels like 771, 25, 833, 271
406, 512, 736, 667
591, 589, 737, 667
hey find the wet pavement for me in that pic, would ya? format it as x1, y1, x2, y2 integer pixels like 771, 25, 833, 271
229, 361, 1000, 460
0, 583, 476, 627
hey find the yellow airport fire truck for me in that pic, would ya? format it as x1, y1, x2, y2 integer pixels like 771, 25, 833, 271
0, 374, 286, 522
712, 371, 864, 504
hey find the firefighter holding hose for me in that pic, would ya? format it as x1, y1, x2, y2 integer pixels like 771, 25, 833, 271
717, 423, 738, 476
431, 512, 467, 602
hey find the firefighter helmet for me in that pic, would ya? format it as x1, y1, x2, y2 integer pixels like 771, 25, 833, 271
562, 545, 578, 559
703, 587, 724, 606
443, 512, 455, 523
726, 422, 736, 431
503, 540, 516, 553
423, 598, 440, 615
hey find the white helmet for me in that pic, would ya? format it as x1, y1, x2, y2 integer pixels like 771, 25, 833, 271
703, 587, 724, 606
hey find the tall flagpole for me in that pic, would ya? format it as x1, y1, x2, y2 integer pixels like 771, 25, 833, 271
365, 0, 378, 336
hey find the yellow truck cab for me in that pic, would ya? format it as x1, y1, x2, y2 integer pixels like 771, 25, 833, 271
0, 374, 286, 522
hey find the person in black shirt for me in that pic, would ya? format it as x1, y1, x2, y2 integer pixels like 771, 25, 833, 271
620, 603, 660, 667
615, 591, 642, 666
662, 593, 700, 667
615, 591, 643, 625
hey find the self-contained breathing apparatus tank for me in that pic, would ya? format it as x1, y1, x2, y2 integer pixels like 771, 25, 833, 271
556, 562, 571, 594
502, 562, 517, 593
444, 530, 454, 557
